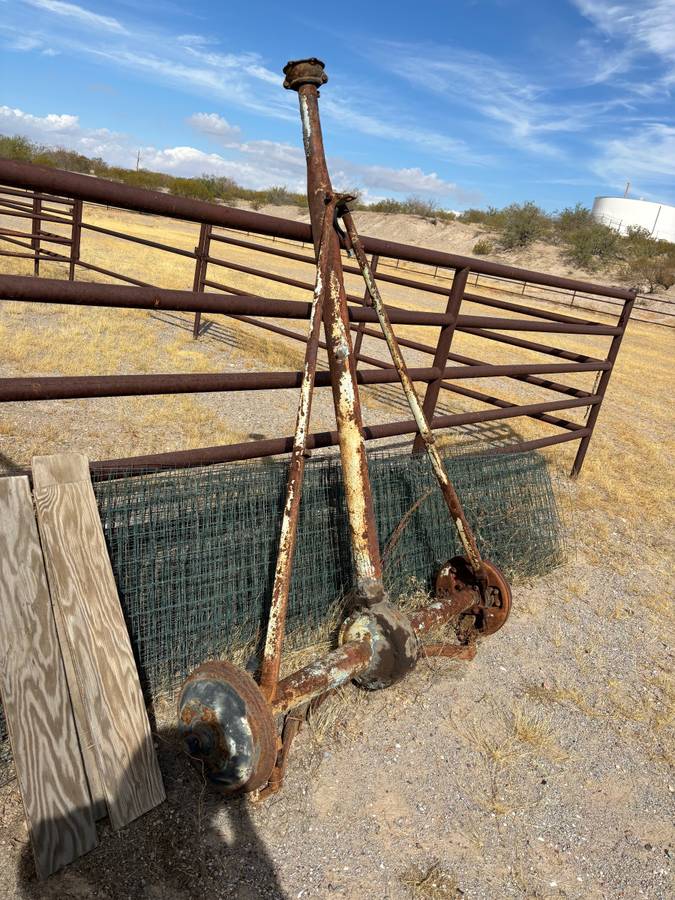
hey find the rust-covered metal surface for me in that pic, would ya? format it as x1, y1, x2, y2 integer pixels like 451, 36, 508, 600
259, 193, 340, 700
284, 58, 383, 602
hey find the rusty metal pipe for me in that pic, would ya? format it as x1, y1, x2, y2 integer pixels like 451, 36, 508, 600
259, 197, 338, 700
0, 361, 608, 404
340, 209, 485, 579
91, 394, 599, 473
285, 58, 383, 601
272, 640, 373, 714
0, 273, 456, 324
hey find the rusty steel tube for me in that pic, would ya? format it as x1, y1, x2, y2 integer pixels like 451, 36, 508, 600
259, 197, 338, 700
341, 209, 485, 578
285, 58, 383, 600
0, 361, 609, 404
0, 273, 455, 325
272, 640, 373, 714
92, 393, 599, 473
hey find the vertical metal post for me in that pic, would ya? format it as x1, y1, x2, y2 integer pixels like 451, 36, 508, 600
31, 195, 41, 276
259, 199, 337, 699
283, 58, 383, 602
412, 266, 470, 453
353, 254, 379, 366
570, 294, 635, 477
192, 223, 211, 339
69, 199, 82, 281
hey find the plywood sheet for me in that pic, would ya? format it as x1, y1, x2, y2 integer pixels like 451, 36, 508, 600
0, 476, 97, 878
33, 453, 165, 830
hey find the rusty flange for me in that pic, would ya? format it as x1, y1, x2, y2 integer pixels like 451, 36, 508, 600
178, 659, 277, 794
283, 58, 328, 91
436, 556, 512, 640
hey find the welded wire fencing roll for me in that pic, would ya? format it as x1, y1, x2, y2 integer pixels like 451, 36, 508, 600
0, 447, 563, 785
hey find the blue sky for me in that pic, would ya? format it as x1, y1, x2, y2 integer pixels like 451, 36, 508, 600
1, 0, 674, 211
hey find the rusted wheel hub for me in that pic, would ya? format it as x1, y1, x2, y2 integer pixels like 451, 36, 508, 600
178, 660, 277, 794
436, 556, 512, 641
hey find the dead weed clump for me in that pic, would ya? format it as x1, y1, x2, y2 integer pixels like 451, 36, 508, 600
399, 860, 462, 899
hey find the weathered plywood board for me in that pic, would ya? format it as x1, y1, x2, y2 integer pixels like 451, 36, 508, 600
33, 454, 165, 830
0, 476, 97, 878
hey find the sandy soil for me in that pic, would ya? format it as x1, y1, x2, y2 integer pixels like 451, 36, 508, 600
0, 204, 673, 898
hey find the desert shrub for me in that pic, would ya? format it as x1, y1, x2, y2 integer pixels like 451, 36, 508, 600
564, 222, 620, 269
364, 195, 456, 220
0, 134, 36, 161
403, 196, 438, 218
472, 239, 493, 255
262, 185, 297, 206
458, 206, 504, 227
367, 198, 406, 214
622, 255, 675, 291
499, 202, 550, 249
556, 203, 595, 237
619, 229, 675, 291
434, 209, 457, 222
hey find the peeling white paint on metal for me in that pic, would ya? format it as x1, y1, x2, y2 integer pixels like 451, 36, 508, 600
299, 94, 312, 160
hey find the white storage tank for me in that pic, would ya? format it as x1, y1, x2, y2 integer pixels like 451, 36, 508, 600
591, 196, 675, 243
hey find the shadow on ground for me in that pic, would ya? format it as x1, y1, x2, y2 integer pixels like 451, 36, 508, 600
16, 725, 286, 900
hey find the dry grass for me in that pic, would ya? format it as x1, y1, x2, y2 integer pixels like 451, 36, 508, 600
451, 700, 568, 818
399, 861, 461, 899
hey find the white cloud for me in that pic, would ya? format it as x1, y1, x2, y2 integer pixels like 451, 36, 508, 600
86, 47, 294, 121
573, 1, 675, 82
592, 123, 675, 188
331, 162, 457, 197
375, 43, 579, 156
187, 112, 241, 141
1, 11, 486, 164
23, 0, 127, 34
0, 105, 79, 135
321, 96, 489, 166
7, 34, 42, 50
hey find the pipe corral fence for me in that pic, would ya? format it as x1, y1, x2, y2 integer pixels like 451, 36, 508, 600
0, 158, 641, 477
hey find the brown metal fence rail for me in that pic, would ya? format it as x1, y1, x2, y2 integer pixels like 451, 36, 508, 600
0, 157, 637, 476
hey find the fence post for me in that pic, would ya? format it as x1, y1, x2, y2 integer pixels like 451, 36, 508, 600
412, 266, 470, 453
353, 254, 379, 366
68, 199, 82, 281
192, 223, 211, 339
570, 293, 636, 477
31, 195, 41, 276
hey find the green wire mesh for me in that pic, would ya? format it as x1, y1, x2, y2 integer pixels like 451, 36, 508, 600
0, 446, 564, 785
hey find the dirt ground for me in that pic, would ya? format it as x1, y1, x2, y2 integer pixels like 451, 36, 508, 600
0, 204, 673, 898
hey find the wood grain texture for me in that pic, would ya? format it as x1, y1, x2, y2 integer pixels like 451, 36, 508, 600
33, 454, 165, 830
0, 476, 97, 878
32, 452, 107, 821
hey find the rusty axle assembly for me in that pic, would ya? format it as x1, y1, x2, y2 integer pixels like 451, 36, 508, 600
177, 58, 512, 799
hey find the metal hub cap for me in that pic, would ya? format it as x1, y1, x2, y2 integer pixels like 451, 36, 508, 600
178, 660, 277, 794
